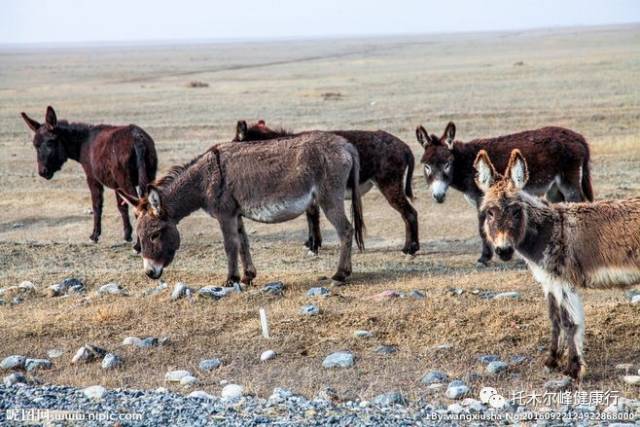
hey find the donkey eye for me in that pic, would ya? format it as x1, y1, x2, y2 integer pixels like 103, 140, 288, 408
151, 231, 161, 240
486, 210, 495, 219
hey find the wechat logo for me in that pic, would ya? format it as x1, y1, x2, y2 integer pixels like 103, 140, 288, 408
480, 387, 506, 409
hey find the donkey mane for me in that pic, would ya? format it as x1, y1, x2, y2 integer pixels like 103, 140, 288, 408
153, 150, 210, 189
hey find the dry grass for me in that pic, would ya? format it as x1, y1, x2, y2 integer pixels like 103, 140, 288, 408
0, 24, 639, 401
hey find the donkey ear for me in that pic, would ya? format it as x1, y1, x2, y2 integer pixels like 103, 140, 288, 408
415, 125, 431, 147
147, 186, 163, 216
117, 190, 140, 208
473, 150, 497, 193
506, 149, 528, 190
45, 106, 57, 130
443, 122, 456, 149
21, 112, 41, 132
257, 119, 266, 127
236, 120, 247, 141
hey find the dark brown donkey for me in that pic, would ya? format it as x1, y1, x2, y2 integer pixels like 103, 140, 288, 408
474, 149, 640, 381
119, 132, 364, 285
21, 106, 157, 248
234, 120, 418, 255
416, 122, 593, 266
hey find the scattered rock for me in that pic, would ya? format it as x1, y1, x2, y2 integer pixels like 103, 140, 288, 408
354, 330, 373, 338
199, 359, 222, 372
180, 375, 198, 386
408, 290, 426, 300
316, 386, 339, 402
197, 286, 237, 300
71, 344, 107, 364
18, 281, 37, 292
82, 385, 107, 400
1, 355, 26, 370
626, 289, 640, 304
221, 384, 244, 400
49, 278, 85, 297
447, 403, 464, 414
4, 372, 27, 386
261, 281, 284, 296
260, 350, 276, 362
269, 387, 294, 403
188, 81, 209, 88
143, 281, 168, 296
462, 398, 485, 412
448, 288, 464, 296
432, 344, 452, 351
492, 291, 521, 300
47, 349, 64, 359
486, 361, 508, 375
300, 304, 320, 316
371, 290, 401, 301
623, 375, 640, 385
25, 358, 52, 372
122, 336, 144, 347
140, 337, 159, 348
323, 351, 354, 368
375, 345, 398, 355
98, 282, 126, 296
171, 282, 192, 300
421, 370, 448, 385
101, 353, 122, 370
189, 390, 214, 399
373, 391, 407, 407
510, 355, 528, 365
165, 370, 192, 383
307, 287, 330, 297
477, 355, 500, 364
122, 336, 165, 348
544, 377, 572, 391
446, 380, 470, 400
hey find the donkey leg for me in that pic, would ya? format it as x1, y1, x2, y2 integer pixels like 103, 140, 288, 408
115, 192, 133, 242
319, 195, 353, 284
237, 217, 256, 285
558, 286, 586, 380
219, 217, 242, 285
87, 178, 104, 243
476, 209, 493, 266
305, 203, 322, 255
377, 180, 419, 255
556, 172, 586, 202
544, 293, 562, 371
545, 183, 566, 203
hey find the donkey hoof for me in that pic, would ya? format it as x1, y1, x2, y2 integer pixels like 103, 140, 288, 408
563, 357, 585, 381
331, 273, 349, 286
543, 356, 560, 371
402, 242, 420, 255
475, 259, 490, 268
124, 235, 133, 243
307, 250, 319, 257
89, 234, 100, 243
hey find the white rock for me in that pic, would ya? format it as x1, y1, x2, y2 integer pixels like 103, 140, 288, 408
171, 282, 191, 300
189, 390, 214, 400
82, 385, 107, 400
492, 291, 521, 300
322, 351, 354, 368
122, 336, 144, 347
446, 381, 470, 400
1, 355, 26, 370
165, 370, 192, 382
199, 359, 222, 371
25, 358, 52, 372
155, 387, 168, 393
260, 350, 276, 362
354, 330, 373, 338
3, 373, 27, 386
98, 282, 126, 295
221, 384, 244, 400
18, 281, 37, 291
623, 375, 640, 385
101, 353, 122, 370
180, 375, 198, 386
448, 403, 464, 414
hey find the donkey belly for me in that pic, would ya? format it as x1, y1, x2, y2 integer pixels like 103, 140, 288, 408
241, 190, 315, 224
586, 266, 640, 288
344, 180, 374, 200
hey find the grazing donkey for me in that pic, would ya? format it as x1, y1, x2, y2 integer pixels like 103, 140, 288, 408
119, 132, 365, 285
416, 123, 593, 266
234, 120, 418, 255
474, 148, 640, 381
21, 106, 157, 249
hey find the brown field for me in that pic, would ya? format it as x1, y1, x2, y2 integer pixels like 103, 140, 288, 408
0, 25, 639, 402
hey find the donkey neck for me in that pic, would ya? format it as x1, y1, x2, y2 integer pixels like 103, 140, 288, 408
450, 142, 482, 197
56, 121, 91, 161
515, 194, 558, 266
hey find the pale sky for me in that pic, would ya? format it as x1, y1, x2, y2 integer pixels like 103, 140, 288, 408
2, 0, 639, 45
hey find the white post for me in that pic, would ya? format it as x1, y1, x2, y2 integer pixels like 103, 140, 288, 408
259, 307, 270, 339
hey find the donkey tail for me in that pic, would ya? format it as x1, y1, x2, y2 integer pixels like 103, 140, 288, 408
404, 149, 415, 200
132, 127, 156, 196
349, 149, 365, 252
581, 149, 594, 202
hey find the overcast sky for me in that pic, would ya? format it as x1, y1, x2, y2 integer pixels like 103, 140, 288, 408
2, 0, 639, 45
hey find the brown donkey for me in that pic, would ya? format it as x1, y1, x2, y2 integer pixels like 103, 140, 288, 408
474, 149, 640, 381
21, 106, 157, 249
416, 123, 593, 266
119, 132, 364, 285
234, 120, 418, 255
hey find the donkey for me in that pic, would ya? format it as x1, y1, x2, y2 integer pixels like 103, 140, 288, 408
119, 132, 365, 285
416, 122, 593, 266
234, 120, 418, 255
474, 148, 640, 381
21, 106, 157, 249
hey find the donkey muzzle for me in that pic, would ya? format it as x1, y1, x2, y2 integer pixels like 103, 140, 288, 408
143, 258, 164, 279
494, 246, 515, 261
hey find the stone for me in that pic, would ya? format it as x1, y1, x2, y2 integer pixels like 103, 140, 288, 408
510, 355, 528, 365
373, 391, 407, 407
447, 403, 464, 414
221, 384, 244, 400
165, 370, 192, 382
3, 372, 27, 386
316, 386, 339, 402
492, 291, 521, 300
462, 398, 485, 412
371, 290, 401, 301
448, 287, 464, 296
269, 387, 294, 403
446, 380, 470, 400
323, 351, 354, 368
122, 336, 144, 347
25, 358, 52, 372
408, 290, 426, 299
71, 344, 107, 364
143, 281, 168, 296
260, 350, 276, 362
375, 345, 398, 355
300, 304, 320, 316
615, 363, 634, 372
98, 282, 126, 295
421, 370, 448, 385
261, 281, 284, 296
544, 377, 572, 391
171, 282, 192, 300
307, 287, 330, 297
82, 385, 107, 400
477, 355, 500, 364
1, 355, 26, 370
101, 353, 122, 370
49, 278, 85, 297
47, 349, 64, 359
354, 330, 373, 338
189, 390, 214, 400
140, 337, 159, 348
625, 289, 640, 304
622, 375, 640, 385
199, 359, 222, 372
486, 361, 508, 375
180, 375, 198, 386
197, 286, 236, 300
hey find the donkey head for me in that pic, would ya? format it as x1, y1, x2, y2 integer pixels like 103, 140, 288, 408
474, 149, 529, 261
416, 122, 456, 203
233, 119, 285, 142
21, 106, 68, 180
119, 187, 180, 279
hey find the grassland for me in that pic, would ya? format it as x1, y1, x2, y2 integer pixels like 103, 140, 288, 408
0, 25, 639, 402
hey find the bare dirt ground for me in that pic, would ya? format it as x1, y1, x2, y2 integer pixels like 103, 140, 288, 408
0, 25, 639, 402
